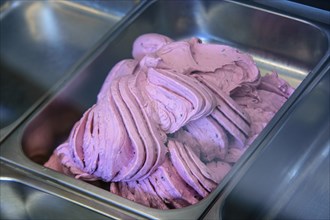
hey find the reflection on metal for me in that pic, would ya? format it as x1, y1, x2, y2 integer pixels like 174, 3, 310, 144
58, 0, 122, 20
266, 137, 330, 220
0, 164, 123, 219
253, 56, 307, 78
0, 0, 138, 133
25, 2, 60, 42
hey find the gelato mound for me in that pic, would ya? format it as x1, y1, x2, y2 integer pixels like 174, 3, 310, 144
45, 33, 294, 209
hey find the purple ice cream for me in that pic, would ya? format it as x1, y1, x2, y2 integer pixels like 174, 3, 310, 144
44, 33, 294, 209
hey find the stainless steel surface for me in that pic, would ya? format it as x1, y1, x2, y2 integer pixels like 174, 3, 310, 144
0, 162, 133, 220
1, 181, 111, 219
2, 180, 108, 220
0, 0, 140, 139
1, 0, 329, 219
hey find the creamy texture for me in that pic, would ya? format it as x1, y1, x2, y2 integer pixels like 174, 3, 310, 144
44, 33, 294, 209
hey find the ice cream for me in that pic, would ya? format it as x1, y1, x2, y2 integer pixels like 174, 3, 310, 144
44, 33, 294, 209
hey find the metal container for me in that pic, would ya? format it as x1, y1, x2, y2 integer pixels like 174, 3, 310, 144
1, 0, 329, 219
0, 0, 142, 140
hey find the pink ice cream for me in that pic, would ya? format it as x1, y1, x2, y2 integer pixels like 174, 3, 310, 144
44, 33, 294, 209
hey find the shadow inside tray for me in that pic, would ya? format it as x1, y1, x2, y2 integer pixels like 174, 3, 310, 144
21, 99, 82, 165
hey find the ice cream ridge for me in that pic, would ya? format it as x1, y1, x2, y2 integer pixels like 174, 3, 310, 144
45, 33, 294, 209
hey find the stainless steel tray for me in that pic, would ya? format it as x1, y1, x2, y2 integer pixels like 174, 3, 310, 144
0, 0, 141, 140
1, 0, 329, 219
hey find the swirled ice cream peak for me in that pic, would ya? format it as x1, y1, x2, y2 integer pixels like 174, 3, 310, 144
45, 33, 294, 209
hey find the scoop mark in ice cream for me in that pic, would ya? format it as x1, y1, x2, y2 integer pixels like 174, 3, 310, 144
44, 33, 294, 209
